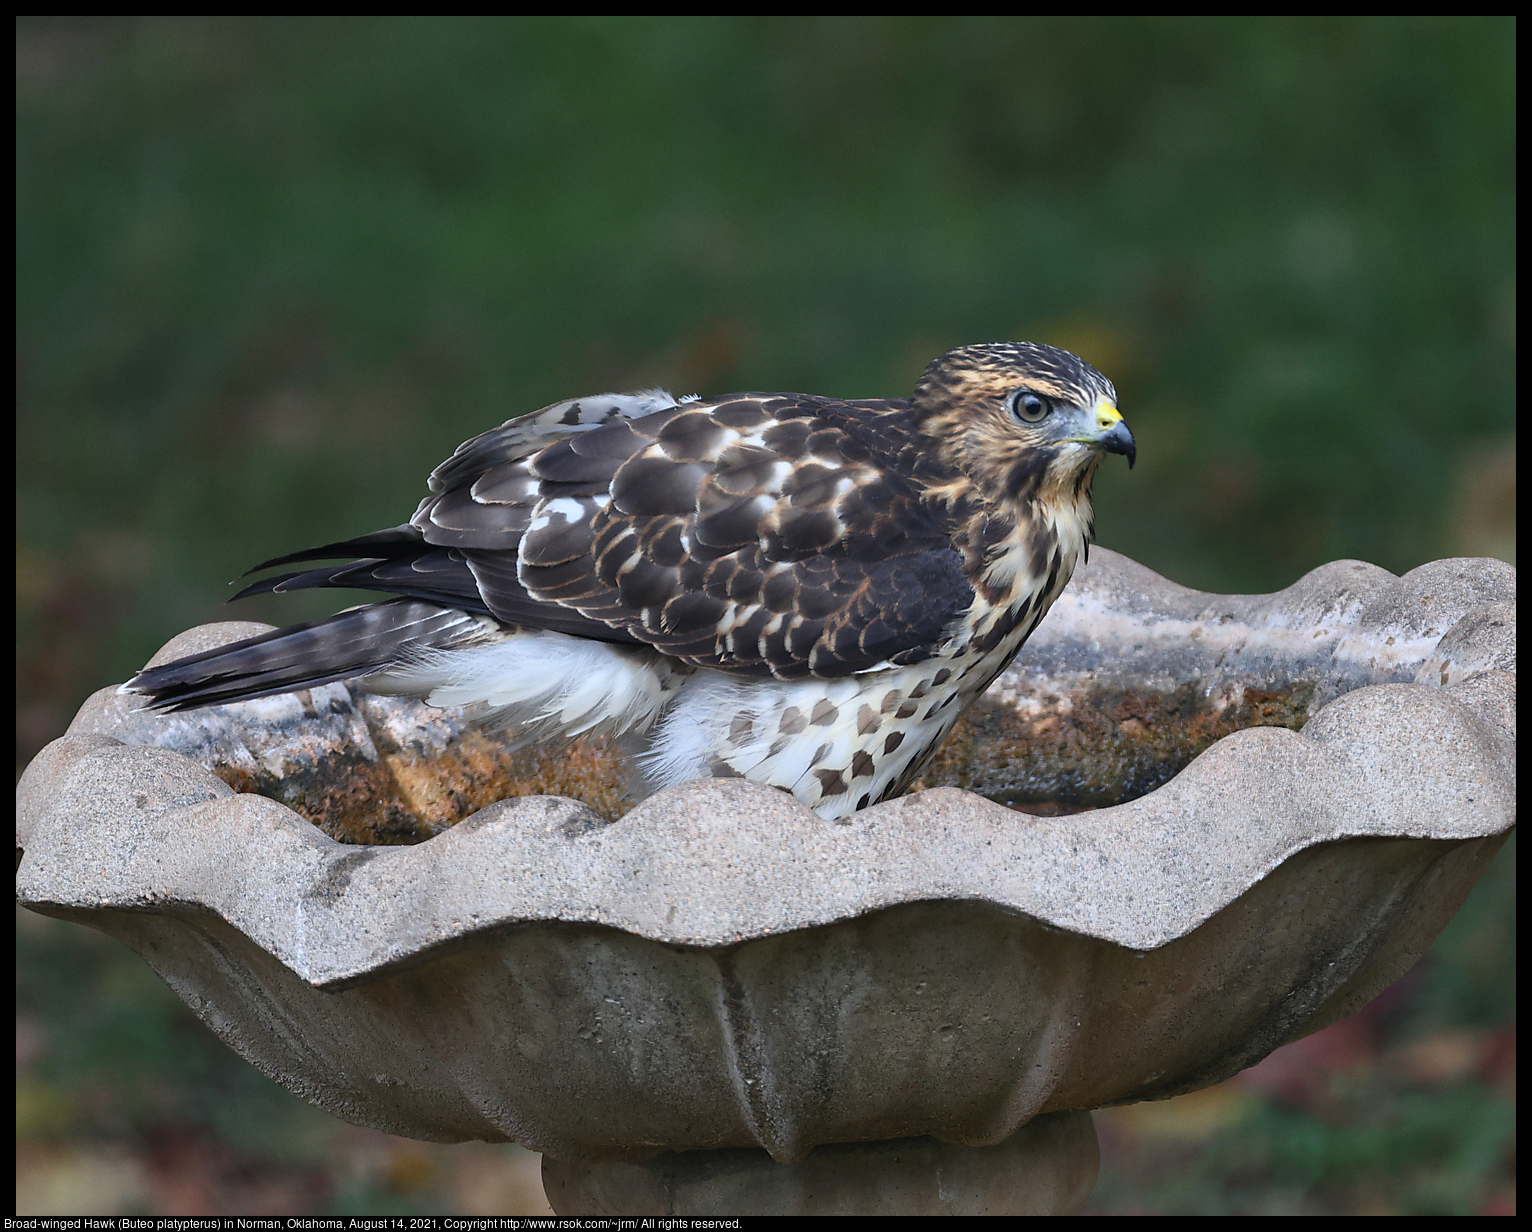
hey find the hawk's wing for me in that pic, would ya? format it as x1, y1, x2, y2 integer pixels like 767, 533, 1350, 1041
240, 393, 975, 680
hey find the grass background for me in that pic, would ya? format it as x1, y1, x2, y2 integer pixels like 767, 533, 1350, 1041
16, 16, 1515, 1214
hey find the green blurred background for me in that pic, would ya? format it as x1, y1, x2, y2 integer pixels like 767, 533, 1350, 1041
16, 16, 1515, 1215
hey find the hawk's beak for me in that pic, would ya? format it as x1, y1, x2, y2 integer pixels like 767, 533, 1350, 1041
1090, 402, 1135, 469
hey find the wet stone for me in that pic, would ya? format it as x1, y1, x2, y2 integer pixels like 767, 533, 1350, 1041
914, 681, 1315, 811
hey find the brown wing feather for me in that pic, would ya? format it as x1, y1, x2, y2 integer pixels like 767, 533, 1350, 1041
504, 395, 973, 679
239, 393, 976, 680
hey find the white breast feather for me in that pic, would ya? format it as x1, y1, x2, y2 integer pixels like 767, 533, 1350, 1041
637, 662, 963, 817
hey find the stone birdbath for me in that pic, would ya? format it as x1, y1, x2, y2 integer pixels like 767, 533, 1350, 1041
15, 549, 1515, 1215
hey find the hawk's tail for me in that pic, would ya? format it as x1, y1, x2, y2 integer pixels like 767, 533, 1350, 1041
122, 598, 683, 748
121, 599, 486, 711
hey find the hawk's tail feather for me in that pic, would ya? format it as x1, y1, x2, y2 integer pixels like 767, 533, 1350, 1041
229, 553, 491, 612
246, 524, 426, 574
122, 599, 486, 711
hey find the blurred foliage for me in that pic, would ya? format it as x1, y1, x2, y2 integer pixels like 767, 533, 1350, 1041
16, 16, 1515, 756
16, 15, 1515, 1216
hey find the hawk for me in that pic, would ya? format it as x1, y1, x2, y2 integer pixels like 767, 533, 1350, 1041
125, 342, 1134, 820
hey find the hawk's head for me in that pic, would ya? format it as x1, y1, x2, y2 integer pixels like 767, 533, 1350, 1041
913, 341, 1134, 510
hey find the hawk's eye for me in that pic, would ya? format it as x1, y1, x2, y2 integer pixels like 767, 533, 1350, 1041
1010, 390, 1052, 424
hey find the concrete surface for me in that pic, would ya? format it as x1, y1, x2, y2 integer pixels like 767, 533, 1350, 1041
16, 550, 1515, 1169
541, 1111, 1098, 1215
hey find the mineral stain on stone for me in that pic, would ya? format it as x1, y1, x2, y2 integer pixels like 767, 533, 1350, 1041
204, 700, 635, 845
200, 678, 1313, 842
913, 681, 1314, 812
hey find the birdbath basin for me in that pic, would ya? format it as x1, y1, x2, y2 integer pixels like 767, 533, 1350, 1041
15, 549, 1515, 1215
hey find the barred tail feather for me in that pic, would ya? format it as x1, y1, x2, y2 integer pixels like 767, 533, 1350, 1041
123, 598, 686, 750
122, 599, 485, 711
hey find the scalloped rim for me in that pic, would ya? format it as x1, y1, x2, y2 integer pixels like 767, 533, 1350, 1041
16, 553, 1516, 985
